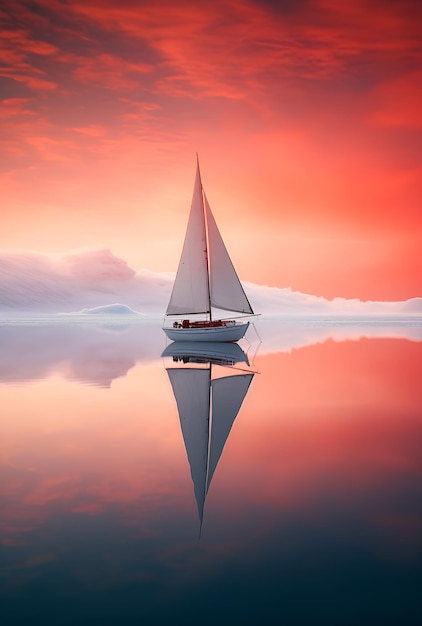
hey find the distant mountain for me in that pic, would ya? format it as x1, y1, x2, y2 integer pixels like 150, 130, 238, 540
74, 304, 142, 316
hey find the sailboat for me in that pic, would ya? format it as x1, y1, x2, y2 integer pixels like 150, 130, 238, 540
166, 354, 254, 531
163, 156, 254, 342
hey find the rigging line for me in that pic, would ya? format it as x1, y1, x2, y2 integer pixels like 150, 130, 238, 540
204, 362, 213, 498
217, 313, 261, 321
223, 364, 260, 375
251, 321, 262, 344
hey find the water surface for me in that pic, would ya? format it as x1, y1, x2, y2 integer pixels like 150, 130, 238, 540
1, 319, 421, 625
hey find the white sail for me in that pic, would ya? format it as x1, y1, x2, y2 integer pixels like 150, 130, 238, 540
165, 158, 253, 318
167, 366, 254, 527
204, 194, 254, 315
166, 164, 210, 316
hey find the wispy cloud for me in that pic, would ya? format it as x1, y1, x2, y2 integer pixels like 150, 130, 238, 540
4, 0, 419, 105
70, 0, 422, 97
72, 53, 153, 91
368, 70, 422, 128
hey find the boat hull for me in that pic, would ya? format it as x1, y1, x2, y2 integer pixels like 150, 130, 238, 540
163, 322, 249, 343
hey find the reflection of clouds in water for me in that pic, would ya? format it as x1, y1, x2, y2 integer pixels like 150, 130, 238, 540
254, 317, 422, 355
0, 323, 163, 387
1, 249, 421, 315
0, 318, 421, 386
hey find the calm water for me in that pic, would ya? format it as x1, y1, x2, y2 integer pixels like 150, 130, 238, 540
1, 318, 421, 625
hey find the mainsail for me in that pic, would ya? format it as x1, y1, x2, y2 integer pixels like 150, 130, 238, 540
166, 165, 209, 315
167, 366, 254, 526
166, 159, 253, 317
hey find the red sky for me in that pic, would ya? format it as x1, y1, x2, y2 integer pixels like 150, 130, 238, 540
1, 0, 421, 300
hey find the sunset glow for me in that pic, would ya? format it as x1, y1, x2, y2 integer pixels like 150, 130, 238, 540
1, 0, 421, 300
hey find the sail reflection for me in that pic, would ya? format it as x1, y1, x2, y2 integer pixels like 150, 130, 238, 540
164, 342, 254, 532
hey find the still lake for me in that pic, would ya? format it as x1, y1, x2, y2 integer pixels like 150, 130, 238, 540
1, 317, 421, 625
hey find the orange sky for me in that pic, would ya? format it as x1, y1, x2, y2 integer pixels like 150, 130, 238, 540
1, 0, 421, 300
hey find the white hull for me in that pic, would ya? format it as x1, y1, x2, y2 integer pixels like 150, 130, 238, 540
163, 322, 249, 343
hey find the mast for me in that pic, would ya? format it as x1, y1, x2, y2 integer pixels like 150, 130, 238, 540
197, 153, 213, 322
205, 362, 213, 502
200, 361, 212, 537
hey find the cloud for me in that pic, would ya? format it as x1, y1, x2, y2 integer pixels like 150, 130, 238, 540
1, 249, 421, 316
0, 249, 158, 313
0, 323, 160, 387
0, 98, 36, 120
0, 26, 59, 92
71, 0, 421, 91
368, 70, 422, 128
4, 0, 419, 107
72, 53, 153, 91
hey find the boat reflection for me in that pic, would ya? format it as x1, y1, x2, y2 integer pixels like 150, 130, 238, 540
161, 340, 250, 366
163, 342, 254, 533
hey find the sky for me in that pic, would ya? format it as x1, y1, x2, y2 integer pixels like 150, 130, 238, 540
1, 0, 421, 301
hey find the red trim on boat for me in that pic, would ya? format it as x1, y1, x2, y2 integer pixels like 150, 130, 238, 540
172, 319, 235, 329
